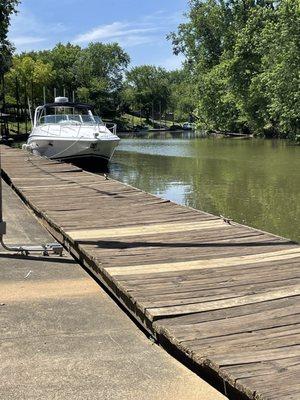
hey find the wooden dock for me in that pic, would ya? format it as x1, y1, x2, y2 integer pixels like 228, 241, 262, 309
1, 145, 299, 400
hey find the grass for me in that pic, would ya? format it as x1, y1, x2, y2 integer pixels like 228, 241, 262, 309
122, 113, 181, 129
8, 121, 30, 135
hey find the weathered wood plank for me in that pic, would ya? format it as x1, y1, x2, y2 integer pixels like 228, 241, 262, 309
106, 247, 300, 276
65, 219, 231, 240
146, 287, 300, 320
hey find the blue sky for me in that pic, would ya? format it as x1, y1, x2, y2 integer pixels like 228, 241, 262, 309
8, 0, 188, 70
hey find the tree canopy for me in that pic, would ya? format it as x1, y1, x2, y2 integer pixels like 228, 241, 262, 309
0, 0, 19, 76
5, 42, 130, 117
2, 0, 299, 137
124, 65, 171, 120
170, 0, 300, 139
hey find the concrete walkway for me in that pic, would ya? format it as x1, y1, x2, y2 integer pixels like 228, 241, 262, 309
0, 182, 226, 400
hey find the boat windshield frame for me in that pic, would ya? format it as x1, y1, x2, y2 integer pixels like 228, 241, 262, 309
34, 103, 104, 127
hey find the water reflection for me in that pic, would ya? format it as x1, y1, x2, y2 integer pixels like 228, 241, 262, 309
109, 134, 300, 242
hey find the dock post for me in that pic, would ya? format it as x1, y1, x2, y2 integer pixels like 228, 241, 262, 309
0, 146, 6, 237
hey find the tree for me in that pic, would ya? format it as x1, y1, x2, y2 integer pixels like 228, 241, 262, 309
124, 65, 171, 121
5, 55, 55, 105
0, 0, 19, 109
29, 43, 82, 93
168, 68, 197, 122
11, 42, 130, 118
251, 0, 300, 137
169, 0, 300, 139
0, 0, 19, 75
75, 42, 130, 117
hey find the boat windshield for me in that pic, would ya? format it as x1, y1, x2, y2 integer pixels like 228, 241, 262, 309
37, 106, 104, 126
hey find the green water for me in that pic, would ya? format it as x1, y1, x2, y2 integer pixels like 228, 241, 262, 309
109, 133, 300, 242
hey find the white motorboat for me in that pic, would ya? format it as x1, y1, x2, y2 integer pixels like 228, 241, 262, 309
182, 122, 195, 131
23, 97, 120, 165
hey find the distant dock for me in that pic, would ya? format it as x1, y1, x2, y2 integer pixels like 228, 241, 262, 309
1, 145, 300, 400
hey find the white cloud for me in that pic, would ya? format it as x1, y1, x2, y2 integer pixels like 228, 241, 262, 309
72, 10, 185, 48
10, 36, 46, 46
73, 21, 157, 44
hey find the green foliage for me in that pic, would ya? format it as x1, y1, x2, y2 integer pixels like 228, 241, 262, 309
7, 56, 54, 85
170, 0, 300, 139
124, 65, 171, 120
5, 42, 130, 118
168, 68, 197, 121
255, 0, 300, 137
75, 42, 130, 116
35, 43, 81, 91
197, 60, 241, 131
0, 0, 19, 77
5, 55, 55, 105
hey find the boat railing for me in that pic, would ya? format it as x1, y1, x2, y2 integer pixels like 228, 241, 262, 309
104, 123, 117, 135
35, 121, 117, 137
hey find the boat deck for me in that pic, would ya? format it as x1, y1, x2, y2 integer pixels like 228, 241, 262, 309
1, 145, 299, 400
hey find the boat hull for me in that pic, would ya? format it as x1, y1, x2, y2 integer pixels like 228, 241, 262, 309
26, 136, 119, 165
